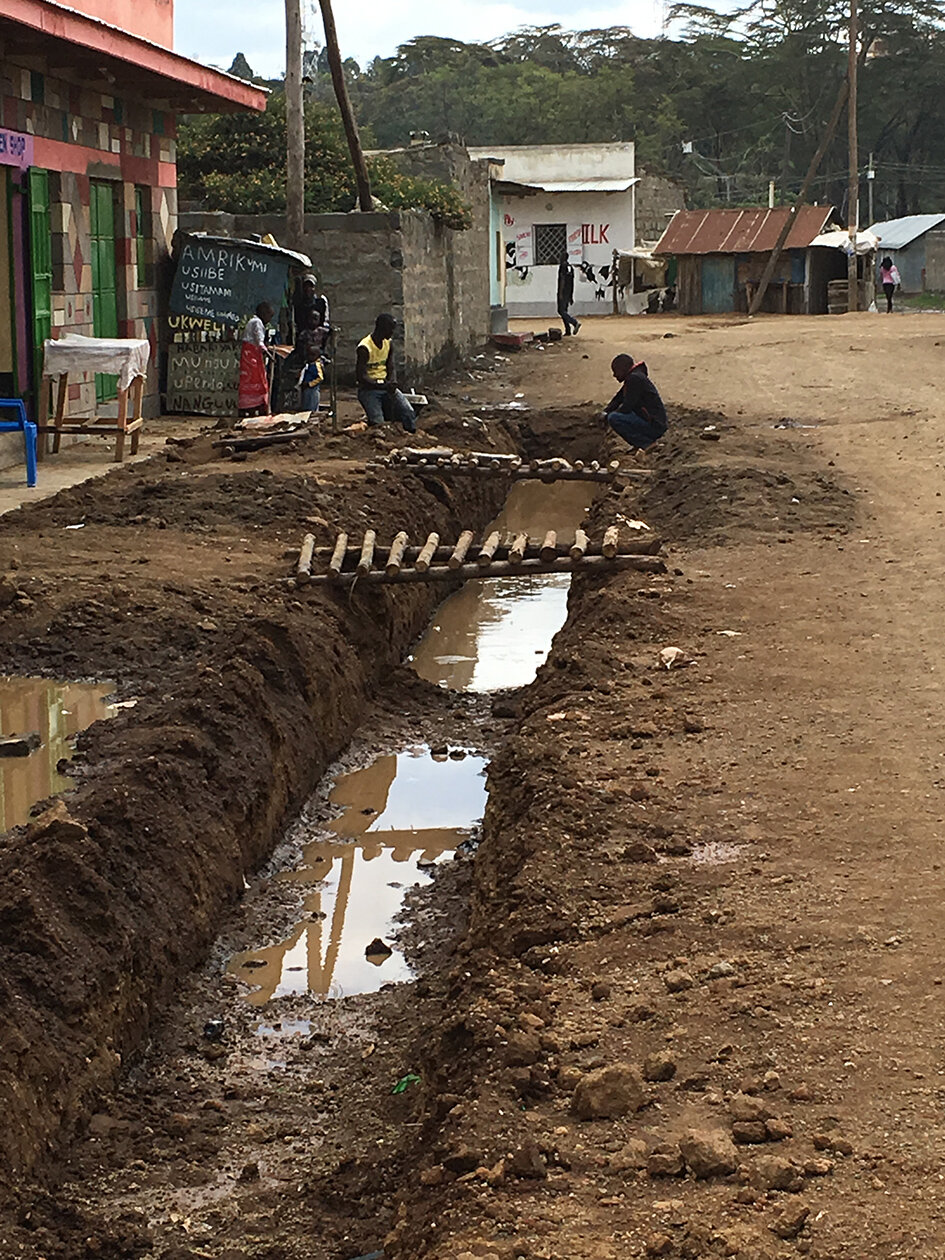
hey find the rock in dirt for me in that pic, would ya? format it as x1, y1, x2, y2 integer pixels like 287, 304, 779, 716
729, 1092, 771, 1123
570, 1062, 645, 1120
25, 798, 87, 843
732, 1121, 769, 1145
591, 981, 612, 1001
679, 1128, 738, 1178
771, 1203, 810, 1239
749, 1155, 804, 1192
663, 969, 694, 993
645, 1233, 675, 1256
648, 1142, 685, 1177
506, 1137, 547, 1180
643, 1050, 678, 1082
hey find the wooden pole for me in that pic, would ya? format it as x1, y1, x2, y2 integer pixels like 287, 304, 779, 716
570, 529, 589, 562
540, 530, 557, 563
602, 526, 620, 559
328, 532, 348, 580
847, 0, 859, 312
415, 532, 440, 573
317, 0, 372, 212
356, 529, 376, 576
508, 532, 529, 563
385, 531, 409, 575
478, 531, 500, 567
285, 0, 305, 247
297, 532, 316, 584
448, 531, 475, 569
748, 76, 850, 316
311, 554, 667, 586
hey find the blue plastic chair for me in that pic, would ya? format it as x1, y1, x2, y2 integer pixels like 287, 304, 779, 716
0, 399, 37, 488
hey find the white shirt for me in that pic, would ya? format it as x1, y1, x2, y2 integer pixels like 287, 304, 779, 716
242, 315, 266, 346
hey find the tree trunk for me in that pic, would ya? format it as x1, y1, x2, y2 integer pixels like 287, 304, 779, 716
318, 0, 372, 212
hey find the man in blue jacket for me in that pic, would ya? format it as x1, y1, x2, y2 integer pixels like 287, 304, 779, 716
602, 353, 668, 450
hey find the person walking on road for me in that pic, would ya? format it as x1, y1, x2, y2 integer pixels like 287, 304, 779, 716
356, 314, 417, 433
879, 256, 901, 314
602, 353, 668, 453
557, 253, 581, 336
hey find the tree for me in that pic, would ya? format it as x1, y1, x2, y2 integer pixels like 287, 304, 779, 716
227, 52, 255, 81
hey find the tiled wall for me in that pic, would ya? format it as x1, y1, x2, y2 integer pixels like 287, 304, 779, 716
0, 58, 177, 418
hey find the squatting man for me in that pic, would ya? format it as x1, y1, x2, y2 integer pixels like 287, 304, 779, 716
601, 353, 668, 454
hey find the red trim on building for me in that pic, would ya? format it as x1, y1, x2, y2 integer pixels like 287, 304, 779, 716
2, 0, 267, 114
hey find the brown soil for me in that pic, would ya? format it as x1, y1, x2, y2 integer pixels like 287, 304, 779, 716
2, 311, 945, 1259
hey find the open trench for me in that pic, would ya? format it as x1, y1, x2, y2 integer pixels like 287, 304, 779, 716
0, 409, 622, 1258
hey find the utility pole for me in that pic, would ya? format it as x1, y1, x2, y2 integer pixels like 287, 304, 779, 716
847, 0, 859, 311
318, 0, 372, 212
285, 0, 305, 246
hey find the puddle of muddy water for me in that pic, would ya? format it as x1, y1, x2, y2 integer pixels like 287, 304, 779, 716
0, 675, 119, 833
410, 480, 596, 692
231, 747, 488, 1004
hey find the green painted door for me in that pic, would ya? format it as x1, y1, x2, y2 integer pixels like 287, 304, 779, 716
700, 255, 735, 314
90, 180, 118, 402
28, 168, 52, 410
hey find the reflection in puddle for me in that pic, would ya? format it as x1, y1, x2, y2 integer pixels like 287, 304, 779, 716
0, 675, 118, 834
411, 481, 596, 692
231, 748, 488, 1003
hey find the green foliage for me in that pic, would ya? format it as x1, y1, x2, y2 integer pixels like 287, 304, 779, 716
177, 94, 470, 227
326, 14, 945, 218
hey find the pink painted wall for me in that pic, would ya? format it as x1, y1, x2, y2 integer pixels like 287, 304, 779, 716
71, 0, 173, 48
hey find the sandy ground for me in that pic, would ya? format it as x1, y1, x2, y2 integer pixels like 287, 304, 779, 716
3, 308, 945, 1258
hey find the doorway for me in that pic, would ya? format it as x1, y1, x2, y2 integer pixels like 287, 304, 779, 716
90, 180, 118, 402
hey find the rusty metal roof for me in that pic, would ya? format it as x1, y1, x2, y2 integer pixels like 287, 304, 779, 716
654, 206, 833, 255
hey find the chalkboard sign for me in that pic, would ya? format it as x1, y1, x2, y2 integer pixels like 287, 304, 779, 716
166, 344, 240, 416
169, 235, 292, 326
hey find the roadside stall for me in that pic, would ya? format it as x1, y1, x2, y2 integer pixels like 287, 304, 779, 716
164, 233, 312, 418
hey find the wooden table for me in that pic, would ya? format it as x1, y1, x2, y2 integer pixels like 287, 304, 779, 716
40, 335, 150, 463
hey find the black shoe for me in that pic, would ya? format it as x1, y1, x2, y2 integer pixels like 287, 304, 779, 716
573, 319, 582, 333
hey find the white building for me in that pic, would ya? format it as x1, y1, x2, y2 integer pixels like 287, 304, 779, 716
468, 142, 637, 320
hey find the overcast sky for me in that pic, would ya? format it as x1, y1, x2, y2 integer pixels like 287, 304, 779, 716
174, 0, 666, 79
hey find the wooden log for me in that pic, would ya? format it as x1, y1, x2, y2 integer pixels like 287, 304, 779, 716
311, 554, 666, 586
449, 530, 475, 569
356, 529, 376, 576
570, 529, 589, 562
608, 460, 620, 472
540, 530, 557, 563
508, 531, 529, 563
403, 447, 453, 460
297, 533, 316, 584
313, 534, 661, 564
328, 532, 348, 580
415, 532, 440, 573
602, 526, 620, 559
478, 530, 500, 567
386, 531, 409, 575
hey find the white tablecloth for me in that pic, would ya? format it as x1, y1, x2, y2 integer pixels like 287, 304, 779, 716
43, 335, 150, 393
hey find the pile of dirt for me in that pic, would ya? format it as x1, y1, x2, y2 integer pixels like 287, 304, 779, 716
639, 407, 855, 544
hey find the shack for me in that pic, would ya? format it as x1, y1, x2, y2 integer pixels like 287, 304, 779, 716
867, 214, 945, 293
653, 206, 852, 315
164, 233, 310, 417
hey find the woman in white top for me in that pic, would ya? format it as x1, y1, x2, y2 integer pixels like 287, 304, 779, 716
238, 301, 275, 415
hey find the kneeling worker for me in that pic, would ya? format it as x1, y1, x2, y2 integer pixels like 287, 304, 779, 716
356, 314, 417, 433
603, 353, 667, 451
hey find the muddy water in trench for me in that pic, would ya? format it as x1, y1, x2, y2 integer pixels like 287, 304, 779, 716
410, 479, 596, 691
0, 676, 119, 833
231, 481, 593, 1005
230, 748, 487, 1003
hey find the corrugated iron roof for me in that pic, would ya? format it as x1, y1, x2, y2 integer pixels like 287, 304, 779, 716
654, 206, 833, 255
867, 214, 945, 250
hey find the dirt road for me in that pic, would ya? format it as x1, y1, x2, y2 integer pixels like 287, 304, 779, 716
3, 310, 945, 1258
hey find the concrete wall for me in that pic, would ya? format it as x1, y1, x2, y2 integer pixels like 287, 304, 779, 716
468, 142, 635, 184
72, 0, 173, 46
924, 232, 945, 291
635, 170, 686, 245
180, 195, 490, 380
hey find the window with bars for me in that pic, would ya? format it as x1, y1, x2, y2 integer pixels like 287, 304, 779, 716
533, 222, 567, 265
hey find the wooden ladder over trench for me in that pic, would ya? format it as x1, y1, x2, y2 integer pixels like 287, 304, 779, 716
293, 525, 665, 588
370, 449, 647, 483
